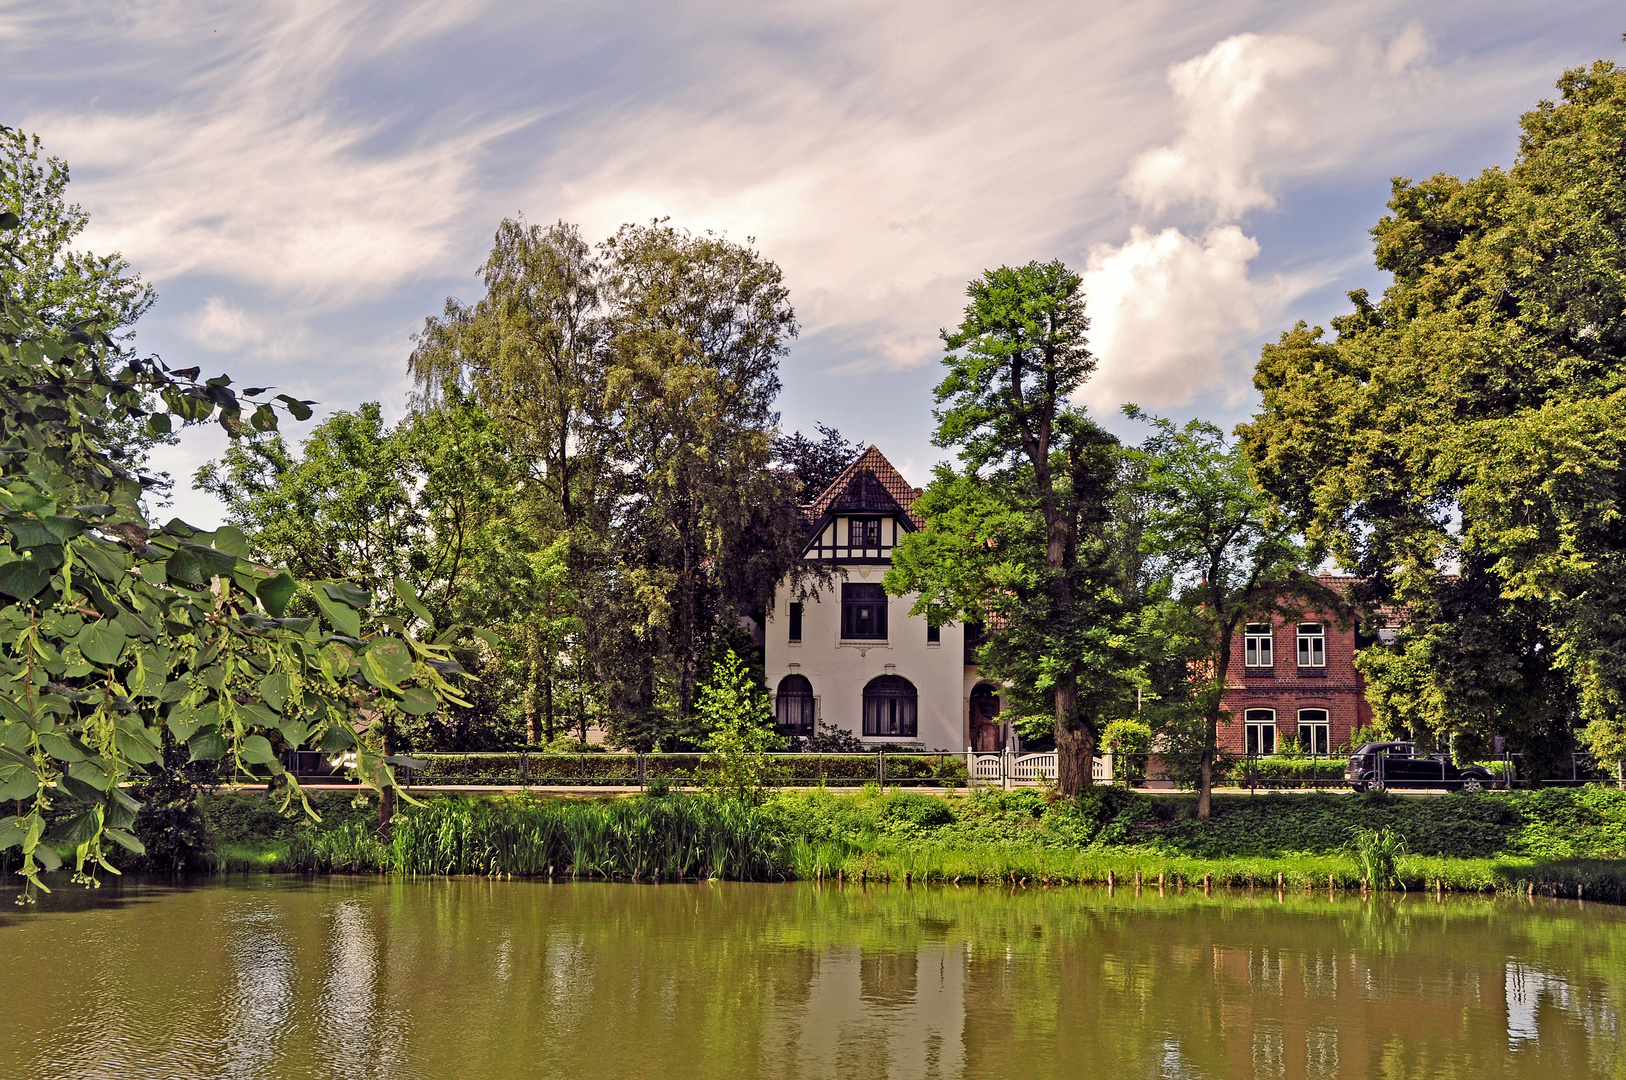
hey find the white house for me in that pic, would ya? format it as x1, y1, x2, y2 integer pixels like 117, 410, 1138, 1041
764, 446, 1009, 752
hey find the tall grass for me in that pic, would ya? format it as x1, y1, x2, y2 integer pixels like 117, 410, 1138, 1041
286, 795, 789, 881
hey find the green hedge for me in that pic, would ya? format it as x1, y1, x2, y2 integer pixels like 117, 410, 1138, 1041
400, 752, 969, 787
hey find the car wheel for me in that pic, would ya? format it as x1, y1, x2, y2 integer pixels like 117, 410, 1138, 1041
1369, 778, 1385, 793
1349, 782, 1365, 793
1460, 775, 1485, 792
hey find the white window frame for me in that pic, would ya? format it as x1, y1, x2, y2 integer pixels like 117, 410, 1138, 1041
1244, 623, 1273, 668
1244, 709, 1277, 756
1297, 623, 1326, 668
1296, 709, 1330, 756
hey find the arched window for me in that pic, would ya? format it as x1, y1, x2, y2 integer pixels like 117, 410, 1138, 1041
863, 675, 917, 738
775, 674, 815, 736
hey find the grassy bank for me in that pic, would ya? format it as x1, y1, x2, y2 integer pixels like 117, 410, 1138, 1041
175, 782, 1626, 901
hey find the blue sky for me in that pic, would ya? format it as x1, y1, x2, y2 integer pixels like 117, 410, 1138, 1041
2, 1, 1620, 524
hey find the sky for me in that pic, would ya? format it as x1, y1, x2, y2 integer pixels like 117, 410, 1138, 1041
2, 1, 1621, 525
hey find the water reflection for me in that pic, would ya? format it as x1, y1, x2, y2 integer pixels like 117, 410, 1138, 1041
1, 879, 1623, 1079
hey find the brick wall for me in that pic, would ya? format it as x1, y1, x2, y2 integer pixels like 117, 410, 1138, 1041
1217, 610, 1372, 755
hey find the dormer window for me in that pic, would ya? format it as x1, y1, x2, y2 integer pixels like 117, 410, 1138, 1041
848, 517, 881, 547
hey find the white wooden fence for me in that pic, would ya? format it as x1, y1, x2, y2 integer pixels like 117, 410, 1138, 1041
965, 749, 1111, 789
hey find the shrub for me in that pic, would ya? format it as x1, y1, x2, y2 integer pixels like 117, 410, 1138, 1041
875, 791, 955, 832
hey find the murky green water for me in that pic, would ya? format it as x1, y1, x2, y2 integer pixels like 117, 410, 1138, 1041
2, 878, 1623, 1079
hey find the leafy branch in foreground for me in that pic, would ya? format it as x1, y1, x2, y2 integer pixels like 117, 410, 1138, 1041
0, 218, 473, 900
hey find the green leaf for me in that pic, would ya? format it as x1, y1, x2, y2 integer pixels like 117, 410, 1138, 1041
0, 555, 51, 601
276, 394, 315, 421
104, 828, 145, 855
166, 542, 238, 585
322, 581, 372, 609
113, 728, 161, 765
0, 761, 39, 801
277, 719, 310, 747
239, 734, 277, 765
0, 210, 19, 230
259, 671, 291, 712
3, 517, 57, 548
258, 570, 297, 617
363, 638, 412, 691
188, 728, 227, 761
397, 686, 439, 715
76, 620, 128, 666
55, 770, 103, 803
0, 816, 27, 851
146, 412, 173, 437
1, 721, 28, 752
167, 702, 217, 742
319, 724, 356, 753
393, 577, 435, 628
51, 809, 101, 845
213, 525, 251, 558
32, 843, 61, 872
37, 731, 84, 762
250, 404, 277, 432
312, 585, 362, 638
67, 759, 113, 793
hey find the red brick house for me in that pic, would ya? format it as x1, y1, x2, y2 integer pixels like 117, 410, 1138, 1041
1217, 576, 1376, 757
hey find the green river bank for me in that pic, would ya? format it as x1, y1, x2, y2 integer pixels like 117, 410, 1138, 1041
156, 783, 1626, 902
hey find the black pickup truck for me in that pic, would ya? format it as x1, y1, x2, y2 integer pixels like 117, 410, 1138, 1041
1346, 742, 1495, 792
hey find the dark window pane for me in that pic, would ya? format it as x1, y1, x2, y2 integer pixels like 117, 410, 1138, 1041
862, 675, 917, 738
926, 622, 940, 643
788, 602, 803, 642
775, 674, 815, 736
841, 583, 887, 639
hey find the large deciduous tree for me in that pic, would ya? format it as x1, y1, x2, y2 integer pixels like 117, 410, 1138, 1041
1130, 412, 1331, 818
1238, 59, 1626, 774
895, 260, 1127, 794
405, 217, 810, 751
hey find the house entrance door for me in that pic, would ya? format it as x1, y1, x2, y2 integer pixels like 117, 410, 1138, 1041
970, 683, 1002, 751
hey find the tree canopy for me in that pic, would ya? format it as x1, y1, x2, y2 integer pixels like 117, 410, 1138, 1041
0, 220, 470, 894
1239, 60, 1626, 770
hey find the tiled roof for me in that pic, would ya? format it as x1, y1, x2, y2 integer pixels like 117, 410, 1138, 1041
801, 445, 924, 530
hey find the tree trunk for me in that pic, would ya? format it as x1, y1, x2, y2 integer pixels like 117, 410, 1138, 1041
1196, 712, 1216, 819
378, 721, 397, 835
1054, 674, 1096, 796
543, 672, 555, 743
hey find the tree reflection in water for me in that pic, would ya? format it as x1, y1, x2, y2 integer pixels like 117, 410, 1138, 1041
1, 878, 1623, 1079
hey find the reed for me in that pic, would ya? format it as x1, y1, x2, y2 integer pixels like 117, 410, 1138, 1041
284, 794, 790, 881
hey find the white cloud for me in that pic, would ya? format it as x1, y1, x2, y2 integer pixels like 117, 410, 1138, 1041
1079, 225, 1268, 411
183, 295, 313, 358
25, 0, 522, 304
1124, 34, 1334, 219
1123, 26, 1438, 221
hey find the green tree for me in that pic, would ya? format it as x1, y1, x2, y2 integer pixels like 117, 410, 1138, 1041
0, 257, 468, 894
0, 128, 154, 337
599, 221, 808, 747
697, 648, 785, 804
892, 260, 1129, 794
1132, 411, 1333, 818
1239, 59, 1626, 774
197, 397, 568, 758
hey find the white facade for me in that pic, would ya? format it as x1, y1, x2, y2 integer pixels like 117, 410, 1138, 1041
763, 446, 1005, 752
766, 571, 969, 750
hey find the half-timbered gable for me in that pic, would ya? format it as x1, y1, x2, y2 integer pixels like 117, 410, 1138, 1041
764, 445, 1008, 752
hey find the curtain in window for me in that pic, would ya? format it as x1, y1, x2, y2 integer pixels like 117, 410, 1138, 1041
775, 674, 815, 735
862, 675, 917, 737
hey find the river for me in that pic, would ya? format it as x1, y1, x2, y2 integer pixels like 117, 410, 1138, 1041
1, 877, 1622, 1078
